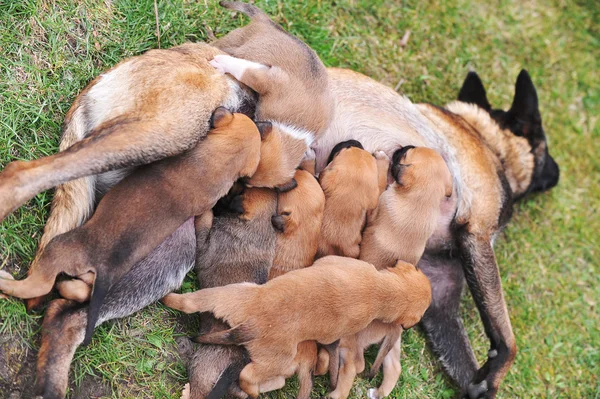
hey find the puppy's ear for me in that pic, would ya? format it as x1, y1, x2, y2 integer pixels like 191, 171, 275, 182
229, 195, 245, 214
255, 121, 272, 141
271, 214, 286, 233
458, 71, 491, 112
210, 107, 234, 128
275, 178, 298, 193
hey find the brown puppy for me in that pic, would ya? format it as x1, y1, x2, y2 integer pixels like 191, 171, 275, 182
360, 146, 453, 268
330, 146, 453, 399
269, 169, 325, 279
211, 1, 334, 188
316, 140, 389, 259
0, 108, 262, 345
163, 256, 432, 399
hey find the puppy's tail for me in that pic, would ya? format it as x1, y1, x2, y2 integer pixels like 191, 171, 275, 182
219, 1, 270, 22
83, 271, 111, 345
193, 324, 254, 346
206, 360, 248, 399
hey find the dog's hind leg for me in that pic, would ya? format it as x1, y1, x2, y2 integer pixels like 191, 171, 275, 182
366, 326, 401, 378
327, 343, 358, 399
455, 230, 517, 398
367, 336, 401, 399
295, 341, 318, 399
418, 253, 479, 390
35, 299, 87, 399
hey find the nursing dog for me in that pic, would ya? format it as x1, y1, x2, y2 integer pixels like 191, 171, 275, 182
163, 256, 432, 399
315, 69, 560, 398
186, 186, 278, 399
316, 140, 389, 259
3, 30, 559, 398
0, 108, 263, 345
329, 146, 453, 399
211, 1, 334, 188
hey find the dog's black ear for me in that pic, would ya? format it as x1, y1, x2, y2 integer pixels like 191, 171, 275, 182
458, 71, 491, 111
509, 69, 541, 124
255, 121, 272, 141
271, 215, 286, 233
210, 107, 234, 128
275, 178, 298, 193
327, 140, 364, 165
228, 195, 245, 214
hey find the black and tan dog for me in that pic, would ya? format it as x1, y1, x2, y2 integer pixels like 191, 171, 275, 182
0, 108, 263, 345
315, 69, 560, 397
163, 256, 432, 399
316, 140, 389, 259
211, 1, 334, 189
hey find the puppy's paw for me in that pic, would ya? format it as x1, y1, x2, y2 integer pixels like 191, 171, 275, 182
180, 383, 190, 399
367, 388, 382, 399
373, 150, 389, 162
56, 279, 92, 303
210, 54, 268, 81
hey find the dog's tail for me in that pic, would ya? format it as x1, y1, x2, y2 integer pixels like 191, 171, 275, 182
83, 269, 113, 345
219, 1, 270, 22
193, 324, 254, 346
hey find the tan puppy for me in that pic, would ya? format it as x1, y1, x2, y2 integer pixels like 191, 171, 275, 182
269, 169, 325, 279
0, 108, 262, 345
211, 1, 334, 189
360, 146, 453, 268
316, 140, 389, 259
330, 146, 453, 399
163, 256, 431, 399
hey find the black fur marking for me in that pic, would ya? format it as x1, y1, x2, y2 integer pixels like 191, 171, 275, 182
209, 107, 232, 129
458, 71, 492, 111
497, 170, 514, 228
391, 146, 415, 184
327, 140, 364, 165
255, 120, 273, 140
254, 267, 268, 285
206, 361, 248, 399
228, 194, 245, 215
83, 274, 111, 345
275, 178, 298, 193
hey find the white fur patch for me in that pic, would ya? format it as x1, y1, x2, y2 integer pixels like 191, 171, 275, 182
221, 78, 244, 111
272, 121, 314, 148
210, 54, 268, 81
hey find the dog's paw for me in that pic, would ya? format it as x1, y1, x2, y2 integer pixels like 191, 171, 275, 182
180, 383, 190, 399
209, 55, 229, 74
367, 388, 382, 399
373, 150, 389, 162
466, 380, 488, 399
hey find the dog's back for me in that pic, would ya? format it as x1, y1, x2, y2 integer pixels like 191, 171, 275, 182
317, 144, 382, 259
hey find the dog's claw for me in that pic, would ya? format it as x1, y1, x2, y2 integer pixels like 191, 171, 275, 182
467, 380, 488, 399
367, 388, 381, 399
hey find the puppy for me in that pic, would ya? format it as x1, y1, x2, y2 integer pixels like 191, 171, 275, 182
316, 140, 389, 259
163, 256, 432, 399
0, 108, 263, 345
330, 146, 453, 399
360, 146, 453, 268
187, 186, 278, 399
269, 169, 325, 279
211, 1, 334, 189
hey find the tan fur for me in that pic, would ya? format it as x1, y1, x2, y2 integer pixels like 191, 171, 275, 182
317, 147, 387, 259
163, 256, 431, 399
211, 1, 334, 188
0, 110, 261, 342
331, 147, 452, 399
360, 147, 453, 268
269, 169, 325, 279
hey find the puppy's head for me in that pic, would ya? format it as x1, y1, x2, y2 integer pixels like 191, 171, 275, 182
272, 169, 325, 236
391, 146, 453, 198
238, 187, 278, 222
246, 123, 308, 190
326, 140, 364, 165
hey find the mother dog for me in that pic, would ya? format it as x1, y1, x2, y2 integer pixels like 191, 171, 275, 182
0, 46, 558, 399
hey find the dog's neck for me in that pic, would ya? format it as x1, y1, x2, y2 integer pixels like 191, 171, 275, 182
445, 101, 534, 198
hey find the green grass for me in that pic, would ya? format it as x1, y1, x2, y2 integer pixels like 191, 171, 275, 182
0, 0, 598, 398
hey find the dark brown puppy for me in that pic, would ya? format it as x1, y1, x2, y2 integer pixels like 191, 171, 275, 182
0, 108, 262, 345
163, 256, 432, 399
316, 141, 389, 259
211, 1, 334, 188
186, 186, 278, 399
330, 147, 453, 399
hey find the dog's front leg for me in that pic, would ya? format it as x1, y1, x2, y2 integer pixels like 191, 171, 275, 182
456, 230, 517, 398
418, 253, 479, 390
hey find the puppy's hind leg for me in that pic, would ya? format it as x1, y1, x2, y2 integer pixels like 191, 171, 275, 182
366, 326, 401, 378
210, 55, 286, 95
367, 337, 401, 399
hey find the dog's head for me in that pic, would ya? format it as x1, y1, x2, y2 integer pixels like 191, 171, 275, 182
391, 146, 453, 197
458, 70, 559, 196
